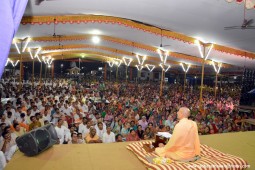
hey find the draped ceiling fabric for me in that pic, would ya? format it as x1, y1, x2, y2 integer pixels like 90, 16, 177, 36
0, 0, 28, 78
226, 0, 255, 9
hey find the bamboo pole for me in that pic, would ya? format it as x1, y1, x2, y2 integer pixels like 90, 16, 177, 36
19, 43, 23, 92
104, 63, 107, 81
199, 47, 205, 107
214, 73, 218, 98
160, 70, 164, 96
44, 64, 47, 79
51, 62, 54, 86
126, 66, 128, 82
39, 62, 42, 85
32, 59, 34, 87
116, 67, 118, 82
184, 72, 187, 92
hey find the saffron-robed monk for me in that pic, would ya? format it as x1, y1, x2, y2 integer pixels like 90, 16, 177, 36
155, 107, 200, 161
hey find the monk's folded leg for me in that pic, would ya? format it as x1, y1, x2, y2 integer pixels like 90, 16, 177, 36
155, 147, 166, 157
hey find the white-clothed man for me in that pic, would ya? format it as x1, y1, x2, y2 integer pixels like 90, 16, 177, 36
78, 119, 92, 138
95, 122, 106, 139
102, 126, 115, 143
55, 119, 70, 144
0, 131, 17, 164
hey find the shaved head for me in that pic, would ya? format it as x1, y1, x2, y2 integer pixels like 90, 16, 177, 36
177, 107, 190, 120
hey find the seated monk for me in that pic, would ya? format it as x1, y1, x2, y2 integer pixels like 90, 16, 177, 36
155, 107, 200, 162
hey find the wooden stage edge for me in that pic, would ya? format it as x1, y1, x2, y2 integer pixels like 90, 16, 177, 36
6, 131, 255, 170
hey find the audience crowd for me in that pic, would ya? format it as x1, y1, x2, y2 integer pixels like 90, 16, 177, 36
0, 77, 254, 168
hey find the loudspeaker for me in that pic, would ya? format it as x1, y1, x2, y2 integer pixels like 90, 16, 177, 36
240, 69, 255, 106
16, 123, 58, 156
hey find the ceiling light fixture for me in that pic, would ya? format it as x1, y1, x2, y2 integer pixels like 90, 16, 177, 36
14, 41, 21, 54
157, 49, 169, 64
136, 65, 143, 71
122, 57, 133, 66
145, 64, 155, 72
115, 60, 122, 67
22, 37, 31, 52
136, 54, 146, 65
180, 63, 191, 73
159, 63, 170, 72
92, 36, 100, 44
195, 40, 213, 60
107, 61, 114, 67
212, 61, 222, 74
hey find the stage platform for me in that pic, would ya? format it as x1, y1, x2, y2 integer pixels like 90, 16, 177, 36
5, 131, 255, 170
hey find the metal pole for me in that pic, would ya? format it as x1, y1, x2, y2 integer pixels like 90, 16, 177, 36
110, 69, 111, 81
160, 70, 164, 96
126, 66, 128, 82
44, 64, 47, 79
52, 62, 54, 86
104, 63, 107, 81
116, 67, 118, 82
32, 59, 34, 87
79, 58, 80, 70
214, 73, 218, 99
184, 72, 187, 92
199, 47, 205, 107
19, 43, 23, 91
40, 62, 42, 85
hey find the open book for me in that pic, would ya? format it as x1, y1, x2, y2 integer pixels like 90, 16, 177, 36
157, 132, 172, 138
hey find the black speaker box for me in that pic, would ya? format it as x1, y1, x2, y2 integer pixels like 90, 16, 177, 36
16, 123, 58, 156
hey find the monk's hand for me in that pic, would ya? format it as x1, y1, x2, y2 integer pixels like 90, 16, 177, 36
159, 143, 165, 148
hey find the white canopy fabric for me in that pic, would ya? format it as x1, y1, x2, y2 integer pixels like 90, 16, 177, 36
9, 0, 255, 71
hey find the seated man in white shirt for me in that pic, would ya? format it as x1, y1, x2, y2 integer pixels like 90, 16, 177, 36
68, 132, 79, 144
0, 130, 17, 163
95, 122, 106, 140
60, 104, 72, 116
55, 119, 70, 144
0, 115, 11, 127
102, 126, 115, 143
78, 118, 92, 138
79, 102, 88, 113
31, 105, 40, 116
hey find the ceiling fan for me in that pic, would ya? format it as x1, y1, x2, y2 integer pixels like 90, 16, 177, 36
46, 18, 65, 38
159, 28, 171, 48
35, 0, 60, 6
224, 1, 255, 30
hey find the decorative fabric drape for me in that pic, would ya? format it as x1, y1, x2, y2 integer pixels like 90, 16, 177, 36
0, 0, 28, 78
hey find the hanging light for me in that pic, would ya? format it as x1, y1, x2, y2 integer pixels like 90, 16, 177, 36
35, 47, 41, 58
136, 54, 146, 65
195, 40, 213, 60
122, 57, 133, 66
157, 49, 169, 64
159, 63, 170, 72
14, 60, 20, 66
145, 64, 155, 72
107, 61, 114, 67
49, 58, 54, 65
136, 65, 143, 71
115, 60, 122, 67
36, 55, 41, 62
92, 36, 100, 44
22, 37, 31, 52
42, 56, 46, 64
5, 59, 10, 66
180, 63, 191, 73
212, 61, 222, 74
14, 40, 20, 54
